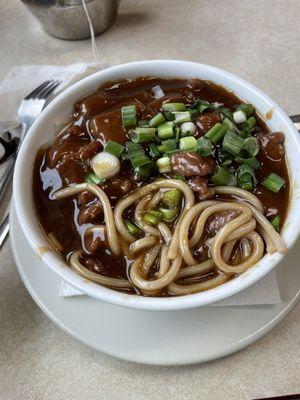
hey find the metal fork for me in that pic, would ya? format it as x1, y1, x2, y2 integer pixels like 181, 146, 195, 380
0, 80, 60, 248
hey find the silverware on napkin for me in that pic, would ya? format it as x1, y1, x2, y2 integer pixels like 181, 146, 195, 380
0, 80, 60, 248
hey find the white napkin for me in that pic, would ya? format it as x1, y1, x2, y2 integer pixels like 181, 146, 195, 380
0, 63, 281, 306
0, 62, 108, 135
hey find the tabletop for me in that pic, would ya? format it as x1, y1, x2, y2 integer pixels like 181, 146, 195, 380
1, 1, 300, 399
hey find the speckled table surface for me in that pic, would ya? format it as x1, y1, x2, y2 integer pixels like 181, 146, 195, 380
1, 1, 300, 399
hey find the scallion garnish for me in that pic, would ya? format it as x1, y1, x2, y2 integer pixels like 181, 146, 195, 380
148, 143, 160, 158
242, 137, 259, 157
233, 110, 247, 124
180, 121, 196, 137
156, 156, 172, 173
235, 156, 260, 169
158, 139, 178, 154
162, 102, 186, 112
126, 142, 150, 168
210, 166, 236, 186
104, 140, 125, 158
237, 103, 254, 117
161, 188, 182, 208
173, 111, 191, 124
85, 173, 104, 185
205, 123, 227, 144
262, 173, 285, 193
237, 164, 256, 191
196, 137, 213, 156
179, 136, 197, 151
121, 105, 137, 127
246, 116, 256, 129
159, 207, 178, 221
173, 175, 186, 182
271, 215, 280, 232
131, 127, 156, 143
157, 122, 174, 139
124, 219, 141, 236
222, 131, 244, 156
222, 117, 240, 134
135, 162, 155, 179
143, 210, 164, 226
149, 112, 166, 127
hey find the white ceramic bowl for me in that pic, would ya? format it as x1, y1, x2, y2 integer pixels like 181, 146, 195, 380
13, 60, 300, 311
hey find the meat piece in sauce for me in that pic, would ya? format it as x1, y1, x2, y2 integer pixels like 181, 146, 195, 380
89, 100, 145, 144
170, 151, 215, 177
207, 211, 239, 236
78, 190, 96, 206
188, 176, 215, 200
78, 202, 103, 225
259, 132, 285, 162
197, 112, 221, 134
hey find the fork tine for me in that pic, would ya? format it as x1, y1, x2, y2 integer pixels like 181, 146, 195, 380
37, 80, 61, 99
24, 80, 51, 100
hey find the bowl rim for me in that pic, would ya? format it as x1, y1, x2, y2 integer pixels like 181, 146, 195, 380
13, 59, 300, 311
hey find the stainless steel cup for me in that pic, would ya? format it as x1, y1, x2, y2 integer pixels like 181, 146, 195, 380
20, 0, 121, 40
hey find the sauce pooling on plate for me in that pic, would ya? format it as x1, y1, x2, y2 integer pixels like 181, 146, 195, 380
33, 77, 289, 296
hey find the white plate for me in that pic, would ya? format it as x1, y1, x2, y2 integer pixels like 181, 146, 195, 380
10, 206, 300, 366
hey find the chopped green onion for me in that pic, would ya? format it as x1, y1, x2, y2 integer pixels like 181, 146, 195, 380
173, 175, 186, 182
222, 158, 233, 167
179, 136, 197, 151
161, 189, 182, 208
165, 111, 175, 121
237, 164, 256, 191
180, 122, 196, 136
85, 173, 104, 185
131, 127, 156, 143
149, 112, 166, 127
242, 137, 259, 157
158, 139, 178, 154
157, 122, 174, 139
156, 156, 172, 173
233, 110, 247, 124
222, 117, 240, 134
205, 123, 227, 144
126, 142, 150, 168
271, 215, 280, 232
162, 102, 186, 112
159, 207, 178, 221
246, 116, 256, 129
135, 162, 155, 179
148, 143, 160, 158
222, 131, 244, 156
196, 137, 213, 156
235, 156, 260, 169
219, 107, 233, 120
139, 120, 150, 127
210, 166, 236, 186
262, 173, 285, 193
173, 111, 191, 124
124, 219, 141, 236
237, 103, 254, 117
143, 210, 163, 226
121, 105, 137, 127
104, 140, 125, 158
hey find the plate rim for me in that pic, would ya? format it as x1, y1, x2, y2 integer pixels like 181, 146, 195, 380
10, 206, 300, 365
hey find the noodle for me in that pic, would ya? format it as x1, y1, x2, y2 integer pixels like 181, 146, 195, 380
114, 179, 195, 243
70, 251, 132, 289
130, 236, 157, 253
53, 183, 121, 255
130, 254, 182, 292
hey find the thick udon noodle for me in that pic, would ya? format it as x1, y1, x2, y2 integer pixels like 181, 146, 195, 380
52, 179, 287, 296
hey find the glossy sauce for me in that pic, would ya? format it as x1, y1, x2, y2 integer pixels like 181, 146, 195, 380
33, 77, 290, 293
